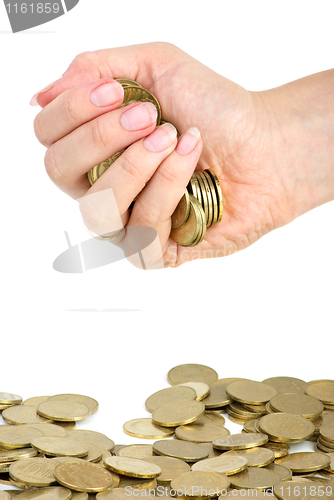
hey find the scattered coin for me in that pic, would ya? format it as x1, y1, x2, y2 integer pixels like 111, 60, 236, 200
153, 440, 209, 462
168, 365, 218, 387
145, 386, 196, 413
262, 441, 290, 458
212, 433, 268, 450
229, 466, 281, 490
226, 381, 277, 405
25, 423, 68, 438
0, 393, 22, 405
47, 395, 99, 415
177, 383, 210, 401
9, 457, 58, 487
2, 405, 52, 425
262, 377, 307, 394
306, 381, 334, 404
54, 461, 115, 492
269, 393, 324, 419
196, 412, 225, 427
103, 456, 161, 478
275, 451, 331, 472
175, 422, 230, 443
191, 454, 248, 475
66, 430, 114, 452
0, 426, 43, 449
258, 413, 315, 443
170, 470, 230, 498
37, 401, 91, 422
152, 400, 205, 427
223, 447, 275, 467
144, 456, 190, 483
117, 444, 153, 459
263, 463, 292, 481
23, 397, 50, 407
14, 487, 72, 500
123, 418, 174, 439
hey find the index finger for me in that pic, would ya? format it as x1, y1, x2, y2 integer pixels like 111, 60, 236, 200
34, 43, 186, 108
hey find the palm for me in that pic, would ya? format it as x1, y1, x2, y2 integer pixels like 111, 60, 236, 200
149, 57, 287, 263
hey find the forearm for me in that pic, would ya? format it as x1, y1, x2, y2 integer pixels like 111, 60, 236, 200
259, 69, 334, 220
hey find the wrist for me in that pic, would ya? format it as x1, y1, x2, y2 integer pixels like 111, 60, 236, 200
259, 69, 334, 222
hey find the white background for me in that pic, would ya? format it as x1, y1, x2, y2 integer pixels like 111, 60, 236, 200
0, 0, 333, 467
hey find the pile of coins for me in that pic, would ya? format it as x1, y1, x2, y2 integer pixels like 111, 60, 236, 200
86, 79, 223, 247
1, 368, 334, 499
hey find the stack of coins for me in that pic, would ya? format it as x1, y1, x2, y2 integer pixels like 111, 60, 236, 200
2, 369, 334, 497
86, 79, 223, 247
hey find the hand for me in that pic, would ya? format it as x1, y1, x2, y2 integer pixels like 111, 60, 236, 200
32, 43, 334, 267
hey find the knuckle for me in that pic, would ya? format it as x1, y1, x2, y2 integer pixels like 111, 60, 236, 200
33, 113, 50, 147
63, 92, 81, 124
91, 117, 112, 150
118, 154, 142, 182
44, 145, 64, 184
157, 165, 179, 185
133, 198, 157, 227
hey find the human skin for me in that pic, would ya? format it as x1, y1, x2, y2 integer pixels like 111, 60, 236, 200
32, 42, 334, 267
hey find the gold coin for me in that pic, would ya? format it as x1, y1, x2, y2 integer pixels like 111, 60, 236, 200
191, 455, 248, 475
194, 171, 209, 224
117, 476, 157, 490
242, 402, 268, 412
175, 423, 230, 443
243, 419, 260, 433
103, 457, 161, 479
69, 492, 88, 500
226, 381, 278, 405
171, 190, 190, 229
116, 79, 143, 88
88, 150, 125, 186
189, 197, 206, 247
47, 395, 99, 415
196, 412, 225, 427
152, 439, 209, 462
0, 404, 14, 411
67, 430, 114, 452
37, 401, 90, 422
269, 393, 324, 419
306, 381, 334, 404
320, 425, 334, 444
54, 422, 76, 431
262, 377, 307, 394
0, 425, 43, 449
31, 437, 89, 457
0, 447, 38, 463
81, 442, 103, 463
198, 171, 213, 227
188, 175, 202, 208
121, 86, 161, 125
229, 467, 281, 490
229, 402, 265, 418
2, 405, 52, 425
262, 442, 290, 458
201, 384, 231, 409
202, 170, 218, 227
123, 418, 174, 439
144, 456, 190, 484
197, 443, 222, 459
273, 480, 330, 500
263, 463, 292, 481
259, 413, 315, 443
145, 386, 196, 413
227, 407, 258, 422
13, 487, 72, 500
152, 400, 205, 427
206, 169, 223, 224
177, 383, 210, 401
9, 457, 58, 487
25, 423, 68, 438
23, 396, 50, 407
117, 444, 153, 459
0, 393, 22, 405
223, 447, 274, 467
213, 433, 268, 451
54, 461, 114, 492
170, 470, 230, 498
276, 452, 330, 473
170, 194, 205, 247
324, 452, 334, 472
167, 364, 218, 386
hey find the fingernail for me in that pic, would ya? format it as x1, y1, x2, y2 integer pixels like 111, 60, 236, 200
30, 79, 59, 106
90, 81, 124, 107
143, 123, 177, 152
120, 102, 157, 131
176, 127, 201, 155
